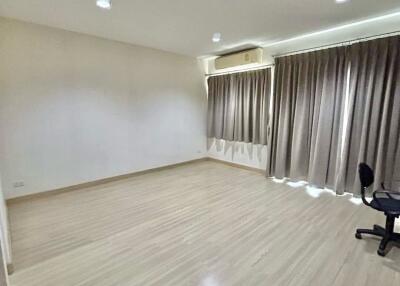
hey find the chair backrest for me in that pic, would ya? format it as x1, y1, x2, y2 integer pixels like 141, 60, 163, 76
358, 163, 374, 207
359, 163, 374, 188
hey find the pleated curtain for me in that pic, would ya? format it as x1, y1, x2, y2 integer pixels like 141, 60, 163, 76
207, 36, 400, 195
266, 47, 347, 189
207, 68, 271, 145
207, 74, 235, 140
336, 36, 400, 195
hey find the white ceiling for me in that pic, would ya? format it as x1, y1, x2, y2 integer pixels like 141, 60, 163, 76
1, 0, 400, 57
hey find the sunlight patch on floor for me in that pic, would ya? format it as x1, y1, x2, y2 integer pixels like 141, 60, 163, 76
272, 177, 286, 183
270, 176, 370, 206
305, 186, 336, 198
287, 181, 307, 188
201, 275, 220, 286
348, 197, 363, 205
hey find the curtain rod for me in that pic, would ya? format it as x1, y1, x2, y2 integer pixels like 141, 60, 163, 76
273, 29, 400, 58
205, 30, 400, 77
205, 64, 274, 77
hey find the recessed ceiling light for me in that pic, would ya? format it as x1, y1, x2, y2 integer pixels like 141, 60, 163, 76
212, 33, 221, 43
335, 0, 349, 3
96, 0, 112, 10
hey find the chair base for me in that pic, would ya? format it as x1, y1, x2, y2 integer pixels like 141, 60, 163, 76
355, 216, 400, 257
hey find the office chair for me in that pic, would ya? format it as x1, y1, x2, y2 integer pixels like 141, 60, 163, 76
355, 163, 400, 256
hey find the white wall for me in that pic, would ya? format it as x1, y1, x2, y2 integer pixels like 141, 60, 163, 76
0, 174, 12, 266
0, 18, 207, 199
207, 139, 267, 170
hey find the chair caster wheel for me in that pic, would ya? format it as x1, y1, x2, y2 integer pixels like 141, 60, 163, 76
377, 249, 386, 257
355, 233, 362, 239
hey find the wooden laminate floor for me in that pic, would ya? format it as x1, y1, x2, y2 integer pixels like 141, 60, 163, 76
7, 160, 400, 286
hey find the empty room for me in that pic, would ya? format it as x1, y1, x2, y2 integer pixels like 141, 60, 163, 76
1, 0, 400, 285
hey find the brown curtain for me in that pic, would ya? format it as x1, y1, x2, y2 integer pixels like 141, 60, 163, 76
266, 47, 347, 189
337, 36, 400, 195
207, 68, 271, 145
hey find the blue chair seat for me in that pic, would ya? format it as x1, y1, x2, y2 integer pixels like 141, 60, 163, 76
371, 198, 400, 214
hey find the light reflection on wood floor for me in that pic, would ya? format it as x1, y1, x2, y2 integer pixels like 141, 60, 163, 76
7, 160, 400, 286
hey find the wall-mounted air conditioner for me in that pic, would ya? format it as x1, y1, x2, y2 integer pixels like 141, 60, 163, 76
214, 48, 263, 70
